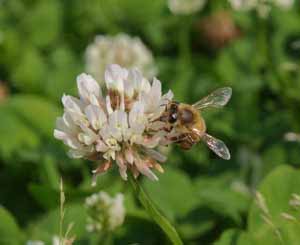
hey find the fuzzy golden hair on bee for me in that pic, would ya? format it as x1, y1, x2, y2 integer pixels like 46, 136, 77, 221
160, 87, 232, 160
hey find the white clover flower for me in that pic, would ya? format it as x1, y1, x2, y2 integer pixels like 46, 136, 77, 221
274, 0, 294, 9
52, 237, 59, 245
284, 132, 300, 142
289, 193, 300, 208
168, 0, 206, 15
26, 237, 73, 245
85, 192, 125, 232
228, 0, 257, 11
85, 34, 157, 85
54, 64, 172, 182
52, 236, 74, 245
26, 241, 45, 245
228, 0, 294, 18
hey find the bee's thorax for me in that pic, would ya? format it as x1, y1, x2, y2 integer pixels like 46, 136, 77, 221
179, 108, 194, 124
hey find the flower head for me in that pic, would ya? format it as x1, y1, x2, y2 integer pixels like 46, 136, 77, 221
228, 0, 294, 18
228, 0, 257, 11
26, 241, 45, 245
284, 132, 300, 142
85, 191, 125, 232
85, 34, 157, 84
197, 11, 240, 49
26, 236, 74, 245
54, 64, 172, 182
274, 0, 294, 9
168, 0, 206, 15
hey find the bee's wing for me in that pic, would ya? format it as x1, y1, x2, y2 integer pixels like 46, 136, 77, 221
193, 87, 232, 110
202, 133, 231, 160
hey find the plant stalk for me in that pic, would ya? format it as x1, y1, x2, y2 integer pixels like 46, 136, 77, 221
129, 175, 183, 245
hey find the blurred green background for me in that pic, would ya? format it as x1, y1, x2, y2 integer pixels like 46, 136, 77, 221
1, 0, 300, 244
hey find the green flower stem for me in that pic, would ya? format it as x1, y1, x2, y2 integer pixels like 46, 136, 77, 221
129, 175, 183, 245
174, 16, 193, 102
98, 232, 112, 245
211, 0, 224, 12
257, 18, 269, 68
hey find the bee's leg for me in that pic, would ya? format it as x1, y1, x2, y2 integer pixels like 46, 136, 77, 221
179, 134, 193, 150
186, 134, 194, 143
173, 133, 193, 143
168, 135, 180, 142
151, 113, 168, 123
162, 125, 174, 132
178, 133, 199, 150
187, 134, 200, 144
168, 134, 188, 143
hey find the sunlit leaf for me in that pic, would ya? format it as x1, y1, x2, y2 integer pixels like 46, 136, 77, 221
0, 206, 24, 245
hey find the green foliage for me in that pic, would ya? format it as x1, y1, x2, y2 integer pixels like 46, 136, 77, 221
216, 165, 300, 245
131, 174, 183, 245
1, 0, 300, 244
194, 172, 250, 224
27, 204, 87, 243
0, 207, 24, 245
0, 95, 60, 161
143, 167, 199, 220
248, 165, 300, 245
215, 229, 253, 245
8, 95, 60, 137
0, 105, 40, 160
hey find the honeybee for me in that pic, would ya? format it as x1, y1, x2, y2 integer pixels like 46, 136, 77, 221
160, 87, 232, 160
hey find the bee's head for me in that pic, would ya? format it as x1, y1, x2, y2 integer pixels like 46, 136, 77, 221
168, 102, 179, 123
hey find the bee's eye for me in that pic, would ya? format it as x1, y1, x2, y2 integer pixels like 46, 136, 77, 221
170, 104, 178, 112
168, 112, 178, 123
180, 109, 194, 124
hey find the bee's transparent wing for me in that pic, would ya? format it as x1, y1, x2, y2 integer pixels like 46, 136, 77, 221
193, 87, 232, 110
202, 133, 231, 160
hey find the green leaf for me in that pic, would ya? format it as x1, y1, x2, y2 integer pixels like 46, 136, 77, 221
21, 0, 62, 48
247, 165, 300, 245
215, 229, 253, 245
0, 29, 22, 68
39, 154, 61, 189
194, 173, 250, 224
46, 46, 81, 101
226, 166, 300, 245
27, 204, 87, 243
261, 145, 287, 178
28, 183, 91, 210
178, 210, 215, 240
143, 167, 199, 220
8, 95, 60, 138
12, 47, 47, 93
215, 229, 240, 245
0, 206, 24, 244
0, 105, 40, 159
29, 184, 59, 209
216, 49, 238, 83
